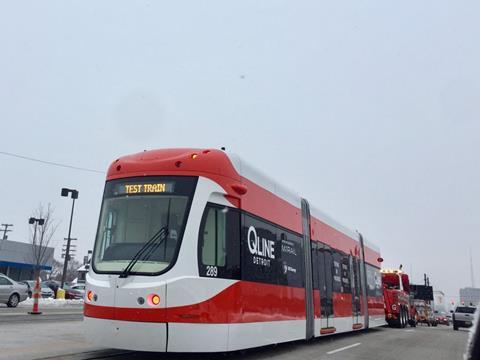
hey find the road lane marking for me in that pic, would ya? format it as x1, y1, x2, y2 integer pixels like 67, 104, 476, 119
326, 342, 361, 354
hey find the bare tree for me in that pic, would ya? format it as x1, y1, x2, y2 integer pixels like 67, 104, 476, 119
27, 203, 58, 280
49, 258, 64, 281
48, 257, 78, 282
65, 258, 82, 282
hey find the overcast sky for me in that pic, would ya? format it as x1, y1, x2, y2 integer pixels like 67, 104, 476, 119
1, 1, 479, 302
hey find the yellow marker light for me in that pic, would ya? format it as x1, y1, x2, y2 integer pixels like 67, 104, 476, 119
191, 153, 198, 160
147, 293, 161, 306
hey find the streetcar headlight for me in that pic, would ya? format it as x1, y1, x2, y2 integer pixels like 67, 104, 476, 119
147, 293, 161, 306
87, 290, 94, 302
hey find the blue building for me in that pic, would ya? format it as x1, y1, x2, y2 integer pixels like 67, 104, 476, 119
0, 239, 54, 281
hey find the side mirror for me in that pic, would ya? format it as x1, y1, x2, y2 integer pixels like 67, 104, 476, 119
85, 263, 90, 270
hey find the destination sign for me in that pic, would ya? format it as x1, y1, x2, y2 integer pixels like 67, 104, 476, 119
114, 182, 175, 196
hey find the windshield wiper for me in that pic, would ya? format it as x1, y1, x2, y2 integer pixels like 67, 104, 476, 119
119, 226, 169, 278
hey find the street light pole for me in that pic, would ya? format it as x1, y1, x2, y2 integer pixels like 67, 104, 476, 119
28, 217, 44, 315
32, 221, 38, 246
61, 188, 78, 289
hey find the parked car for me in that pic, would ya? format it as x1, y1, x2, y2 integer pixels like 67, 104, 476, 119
0, 273, 29, 307
42, 279, 60, 292
20, 280, 54, 298
65, 284, 85, 300
453, 305, 477, 330
41, 279, 61, 297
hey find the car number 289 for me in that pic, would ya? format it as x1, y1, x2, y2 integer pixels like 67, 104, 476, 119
206, 266, 218, 277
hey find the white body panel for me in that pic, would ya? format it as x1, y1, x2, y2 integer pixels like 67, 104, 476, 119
228, 320, 305, 351
166, 276, 236, 307
84, 317, 167, 352
168, 323, 229, 352
169, 320, 307, 352
368, 314, 387, 327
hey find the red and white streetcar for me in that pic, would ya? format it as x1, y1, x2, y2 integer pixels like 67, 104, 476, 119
84, 148, 385, 352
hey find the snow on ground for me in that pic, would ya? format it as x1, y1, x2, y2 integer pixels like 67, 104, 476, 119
19, 297, 84, 307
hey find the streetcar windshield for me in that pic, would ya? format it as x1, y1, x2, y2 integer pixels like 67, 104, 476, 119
92, 176, 197, 275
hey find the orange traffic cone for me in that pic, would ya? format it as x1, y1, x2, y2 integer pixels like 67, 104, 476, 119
29, 278, 42, 315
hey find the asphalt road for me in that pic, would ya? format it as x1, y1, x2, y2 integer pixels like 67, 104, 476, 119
0, 314, 471, 360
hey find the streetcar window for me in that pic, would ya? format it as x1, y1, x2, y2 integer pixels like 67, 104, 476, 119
366, 264, 382, 297
311, 242, 320, 290
198, 204, 240, 279
92, 176, 197, 275
341, 255, 351, 294
201, 207, 226, 267
332, 252, 342, 293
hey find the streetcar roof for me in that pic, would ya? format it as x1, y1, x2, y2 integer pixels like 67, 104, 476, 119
108, 148, 380, 258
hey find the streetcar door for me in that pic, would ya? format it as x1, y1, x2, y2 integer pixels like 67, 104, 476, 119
350, 256, 361, 325
358, 233, 369, 329
319, 245, 334, 330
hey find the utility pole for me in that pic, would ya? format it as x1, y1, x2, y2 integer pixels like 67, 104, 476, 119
0, 224, 13, 251
62, 238, 77, 261
1, 223, 13, 240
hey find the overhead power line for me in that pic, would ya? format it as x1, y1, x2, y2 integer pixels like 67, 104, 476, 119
0, 151, 104, 174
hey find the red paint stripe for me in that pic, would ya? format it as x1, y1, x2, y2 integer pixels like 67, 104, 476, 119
85, 288, 387, 324
85, 281, 306, 324
84, 303, 115, 319
364, 247, 382, 267
240, 178, 302, 234
367, 295, 385, 316
333, 292, 353, 317
311, 216, 381, 266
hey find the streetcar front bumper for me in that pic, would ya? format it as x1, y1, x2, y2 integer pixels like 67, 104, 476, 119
84, 317, 167, 352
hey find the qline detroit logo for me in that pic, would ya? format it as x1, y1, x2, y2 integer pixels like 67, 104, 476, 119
247, 226, 275, 267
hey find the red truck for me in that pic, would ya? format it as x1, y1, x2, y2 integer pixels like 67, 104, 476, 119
381, 268, 417, 328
